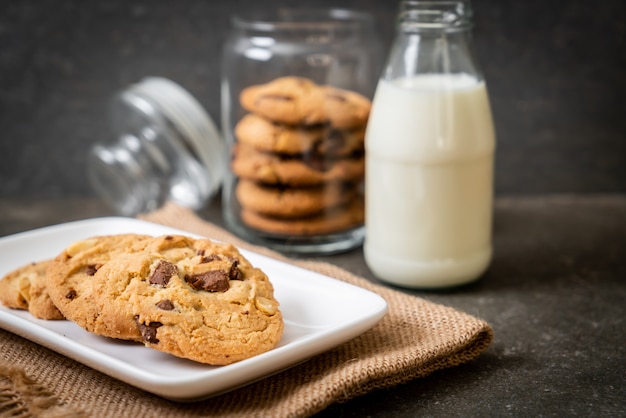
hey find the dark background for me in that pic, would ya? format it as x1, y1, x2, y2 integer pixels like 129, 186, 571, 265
0, 0, 624, 199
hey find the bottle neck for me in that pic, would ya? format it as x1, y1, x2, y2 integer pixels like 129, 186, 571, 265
383, 0, 481, 82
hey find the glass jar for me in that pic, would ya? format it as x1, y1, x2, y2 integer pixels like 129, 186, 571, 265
88, 77, 226, 216
364, 1, 497, 288
221, 8, 383, 254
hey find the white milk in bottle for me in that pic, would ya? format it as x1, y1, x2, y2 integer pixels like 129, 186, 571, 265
363, 1, 496, 288
364, 74, 495, 287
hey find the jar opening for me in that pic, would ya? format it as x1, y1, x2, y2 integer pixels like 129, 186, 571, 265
232, 8, 374, 32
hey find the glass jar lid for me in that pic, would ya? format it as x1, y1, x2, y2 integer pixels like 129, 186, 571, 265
88, 77, 225, 216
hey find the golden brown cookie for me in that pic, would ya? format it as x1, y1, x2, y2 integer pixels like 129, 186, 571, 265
0, 260, 64, 320
317, 85, 372, 130
240, 197, 365, 236
0, 263, 34, 311
231, 144, 365, 187
235, 113, 365, 157
235, 179, 355, 218
91, 235, 283, 365
46, 234, 152, 340
239, 76, 371, 129
240, 76, 325, 126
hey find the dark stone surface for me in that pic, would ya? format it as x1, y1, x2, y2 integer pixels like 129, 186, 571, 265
0, 0, 625, 198
0, 195, 624, 416
313, 195, 626, 417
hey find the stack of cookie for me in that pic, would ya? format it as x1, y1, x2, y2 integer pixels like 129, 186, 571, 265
231, 76, 371, 236
0, 234, 284, 365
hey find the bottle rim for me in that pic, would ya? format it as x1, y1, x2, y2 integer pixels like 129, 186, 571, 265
398, 0, 473, 31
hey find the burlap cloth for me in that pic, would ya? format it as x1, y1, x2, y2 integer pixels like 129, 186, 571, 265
0, 203, 493, 418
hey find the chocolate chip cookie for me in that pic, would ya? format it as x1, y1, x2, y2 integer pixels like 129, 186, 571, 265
46, 234, 152, 340
235, 113, 365, 157
239, 76, 371, 129
317, 85, 373, 130
231, 144, 365, 187
235, 179, 355, 218
91, 235, 283, 365
239, 76, 325, 126
240, 197, 365, 236
0, 260, 64, 320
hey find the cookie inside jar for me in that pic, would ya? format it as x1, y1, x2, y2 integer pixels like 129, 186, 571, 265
230, 76, 368, 239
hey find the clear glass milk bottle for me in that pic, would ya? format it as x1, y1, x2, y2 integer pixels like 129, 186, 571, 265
364, 0, 496, 288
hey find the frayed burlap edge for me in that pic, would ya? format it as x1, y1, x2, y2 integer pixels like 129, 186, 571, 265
0, 363, 86, 418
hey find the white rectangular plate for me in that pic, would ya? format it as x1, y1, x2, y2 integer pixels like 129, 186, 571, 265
0, 217, 387, 401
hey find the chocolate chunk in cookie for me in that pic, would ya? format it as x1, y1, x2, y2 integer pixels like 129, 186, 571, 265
149, 260, 177, 287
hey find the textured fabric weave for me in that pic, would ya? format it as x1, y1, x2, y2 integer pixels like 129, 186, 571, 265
0, 203, 493, 417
